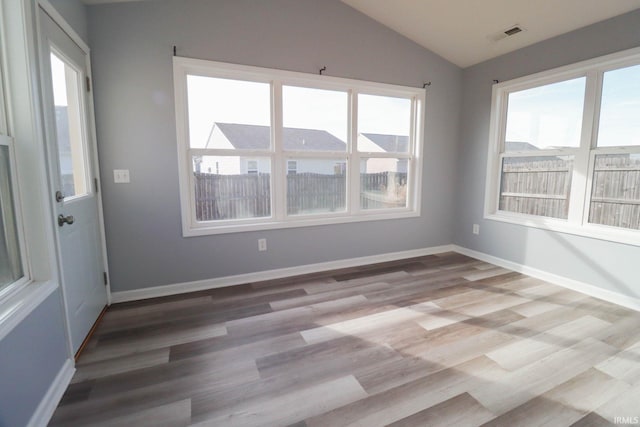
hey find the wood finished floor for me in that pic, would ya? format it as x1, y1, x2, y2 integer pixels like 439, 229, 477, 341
49, 252, 640, 427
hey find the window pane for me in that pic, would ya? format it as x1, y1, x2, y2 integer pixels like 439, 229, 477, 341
499, 156, 574, 219
597, 64, 640, 147
505, 78, 585, 151
50, 52, 89, 198
358, 94, 410, 153
286, 158, 347, 215
187, 75, 271, 150
0, 145, 23, 289
360, 158, 408, 210
282, 86, 347, 151
193, 155, 271, 221
589, 154, 640, 230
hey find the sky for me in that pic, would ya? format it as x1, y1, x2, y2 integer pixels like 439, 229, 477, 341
51, 52, 70, 106
505, 63, 640, 150
186, 75, 411, 149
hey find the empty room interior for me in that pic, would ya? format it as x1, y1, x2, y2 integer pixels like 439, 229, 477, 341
2, 0, 640, 426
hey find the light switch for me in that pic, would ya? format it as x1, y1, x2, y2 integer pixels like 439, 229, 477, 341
114, 169, 130, 183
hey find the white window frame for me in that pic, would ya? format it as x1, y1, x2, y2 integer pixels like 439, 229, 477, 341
174, 57, 424, 236
0, 17, 29, 303
485, 46, 640, 247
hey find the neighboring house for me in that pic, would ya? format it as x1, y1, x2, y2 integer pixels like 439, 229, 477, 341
357, 133, 409, 173
197, 122, 410, 176
55, 106, 74, 195
198, 122, 348, 175
503, 141, 564, 163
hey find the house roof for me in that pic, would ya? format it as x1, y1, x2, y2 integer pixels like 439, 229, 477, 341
504, 141, 540, 151
362, 133, 409, 152
212, 123, 347, 151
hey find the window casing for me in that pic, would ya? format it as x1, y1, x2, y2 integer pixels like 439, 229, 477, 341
485, 47, 640, 246
0, 36, 28, 299
174, 57, 424, 236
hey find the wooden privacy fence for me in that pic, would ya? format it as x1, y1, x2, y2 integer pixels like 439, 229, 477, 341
194, 171, 407, 220
499, 158, 573, 219
589, 155, 640, 230
499, 155, 640, 229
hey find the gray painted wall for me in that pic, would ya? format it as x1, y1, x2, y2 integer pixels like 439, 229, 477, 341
0, 2, 86, 426
0, 290, 68, 427
455, 10, 640, 299
87, 0, 462, 293
47, 0, 89, 44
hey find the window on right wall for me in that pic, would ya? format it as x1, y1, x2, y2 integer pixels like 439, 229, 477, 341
485, 47, 640, 245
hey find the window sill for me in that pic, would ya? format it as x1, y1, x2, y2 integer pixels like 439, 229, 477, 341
485, 211, 640, 247
0, 280, 58, 341
184, 209, 420, 236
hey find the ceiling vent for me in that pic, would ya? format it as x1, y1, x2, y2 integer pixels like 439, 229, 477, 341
504, 26, 523, 36
488, 24, 526, 42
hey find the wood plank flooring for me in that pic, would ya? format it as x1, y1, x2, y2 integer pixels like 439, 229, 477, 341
49, 252, 640, 426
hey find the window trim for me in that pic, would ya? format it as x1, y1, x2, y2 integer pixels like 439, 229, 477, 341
0, 136, 30, 302
174, 57, 424, 236
485, 46, 640, 247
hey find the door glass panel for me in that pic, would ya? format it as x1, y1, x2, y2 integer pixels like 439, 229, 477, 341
50, 51, 89, 199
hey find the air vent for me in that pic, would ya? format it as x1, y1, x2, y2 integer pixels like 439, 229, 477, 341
488, 24, 526, 42
504, 26, 523, 36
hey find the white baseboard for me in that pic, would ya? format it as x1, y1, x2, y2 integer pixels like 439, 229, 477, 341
28, 358, 75, 427
111, 245, 456, 303
453, 245, 640, 312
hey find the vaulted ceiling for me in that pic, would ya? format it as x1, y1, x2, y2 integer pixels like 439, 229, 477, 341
81, 0, 640, 68
340, 0, 640, 67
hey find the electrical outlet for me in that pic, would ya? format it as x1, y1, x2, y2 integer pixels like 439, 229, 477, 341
113, 169, 130, 183
472, 224, 480, 235
258, 238, 267, 251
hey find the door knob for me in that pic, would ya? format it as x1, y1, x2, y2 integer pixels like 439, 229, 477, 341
58, 214, 74, 227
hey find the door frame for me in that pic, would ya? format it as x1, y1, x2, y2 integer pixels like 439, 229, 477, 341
36, 0, 111, 357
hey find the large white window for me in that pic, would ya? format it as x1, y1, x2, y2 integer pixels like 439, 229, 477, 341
174, 58, 424, 235
0, 43, 26, 297
486, 47, 640, 246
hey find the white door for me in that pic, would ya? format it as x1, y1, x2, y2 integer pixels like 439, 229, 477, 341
38, 8, 108, 354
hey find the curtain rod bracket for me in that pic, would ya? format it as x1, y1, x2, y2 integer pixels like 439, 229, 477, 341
493, 79, 499, 84
423, 82, 431, 88
319, 66, 326, 75
173, 45, 177, 57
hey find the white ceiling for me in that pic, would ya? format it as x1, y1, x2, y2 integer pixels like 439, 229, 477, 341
81, 0, 640, 68
340, 0, 640, 67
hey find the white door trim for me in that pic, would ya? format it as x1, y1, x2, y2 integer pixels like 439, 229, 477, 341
35, 3, 111, 358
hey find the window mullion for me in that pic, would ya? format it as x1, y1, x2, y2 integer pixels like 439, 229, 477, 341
581, 71, 605, 226
349, 90, 360, 215
568, 70, 599, 224
272, 80, 285, 221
